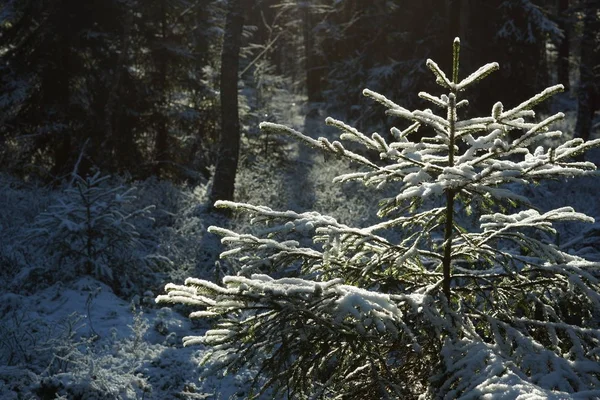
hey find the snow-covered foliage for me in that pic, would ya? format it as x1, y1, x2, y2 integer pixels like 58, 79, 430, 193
0, 173, 269, 398
25, 173, 164, 293
0, 276, 237, 399
497, 0, 561, 43
159, 38, 600, 398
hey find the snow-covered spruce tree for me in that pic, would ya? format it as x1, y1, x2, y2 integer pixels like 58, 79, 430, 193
28, 173, 157, 292
158, 39, 600, 399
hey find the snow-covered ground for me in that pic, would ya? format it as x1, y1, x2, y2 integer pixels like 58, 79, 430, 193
0, 274, 266, 399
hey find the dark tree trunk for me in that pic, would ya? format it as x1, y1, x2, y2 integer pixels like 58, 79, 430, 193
51, 14, 73, 176
105, 11, 133, 170
209, 0, 248, 207
300, 0, 322, 102
557, 0, 570, 90
574, 0, 599, 144
153, 0, 169, 176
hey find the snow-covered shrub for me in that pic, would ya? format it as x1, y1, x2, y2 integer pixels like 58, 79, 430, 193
0, 299, 83, 372
0, 289, 152, 399
30, 315, 153, 400
27, 173, 158, 292
241, 57, 298, 163
158, 39, 600, 398
130, 177, 228, 284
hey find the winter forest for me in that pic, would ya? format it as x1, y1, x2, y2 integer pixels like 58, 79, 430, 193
1, 0, 600, 398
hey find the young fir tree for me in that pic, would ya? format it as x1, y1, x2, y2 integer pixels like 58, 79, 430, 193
158, 39, 600, 399
28, 173, 157, 292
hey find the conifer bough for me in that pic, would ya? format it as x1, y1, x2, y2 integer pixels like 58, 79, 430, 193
158, 38, 600, 399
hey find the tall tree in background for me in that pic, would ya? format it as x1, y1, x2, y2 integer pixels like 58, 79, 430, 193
137, 0, 219, 179
0, 0, 594, 184
247, 1, 328, 103
184, 1, 223, 178
557, 0, 571, 90
574, 0, 600, 143
0, 0, 223, 180
298, 0, 324, 102
210, 0, 251, 205
102, 7, 136, 171
150, 0, 171, 176
320, 0, 447, 130
462, 0, 559, 113
0, 0, 120, 176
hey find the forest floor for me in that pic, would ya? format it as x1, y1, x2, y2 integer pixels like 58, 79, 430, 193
0, 92, 599, 399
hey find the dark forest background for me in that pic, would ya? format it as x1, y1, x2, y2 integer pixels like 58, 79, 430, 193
0, 0, 598, 201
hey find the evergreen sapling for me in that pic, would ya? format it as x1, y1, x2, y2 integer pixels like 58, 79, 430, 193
158, 39, 600, 399
28, 173, 157, 292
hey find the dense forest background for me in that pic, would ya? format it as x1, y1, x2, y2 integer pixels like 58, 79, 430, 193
1, 0, 598, 190
1, 0, 600, 399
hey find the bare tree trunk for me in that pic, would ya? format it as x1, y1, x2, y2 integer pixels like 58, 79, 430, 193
153, 0, 169, 176
52, 19, 73, 177
105, 10, 133, 169
299, 0, 322, 103
557, 0, 570, 90
574, 0, 599, 145
209, 0, 248, 207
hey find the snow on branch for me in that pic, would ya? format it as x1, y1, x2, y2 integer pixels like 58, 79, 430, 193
362, 88, 409, 113
455, 62, 500, 91
425, 59, 453, 89
418, 92, 448, 108
260, 121, 379, 168
480, 207, 594, 233
499, 84, 564, 120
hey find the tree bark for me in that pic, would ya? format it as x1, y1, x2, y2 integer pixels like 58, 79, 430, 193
574, 0, 599, 144
51, 8, 73, 177
209, 0, 248, 207
153, 0, 169, 176
105, 10, 133, 170
300, 0, 322, 102
557, 0, 570, 90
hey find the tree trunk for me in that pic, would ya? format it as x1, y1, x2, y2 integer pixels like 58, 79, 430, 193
105, 10, 133, 170
574, 0, 599, 144
557, 0, 570, 90
300, 0, 322, 102
209, 0, 248, 207
52, 13, 73, 177
153, 0, 169, 176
